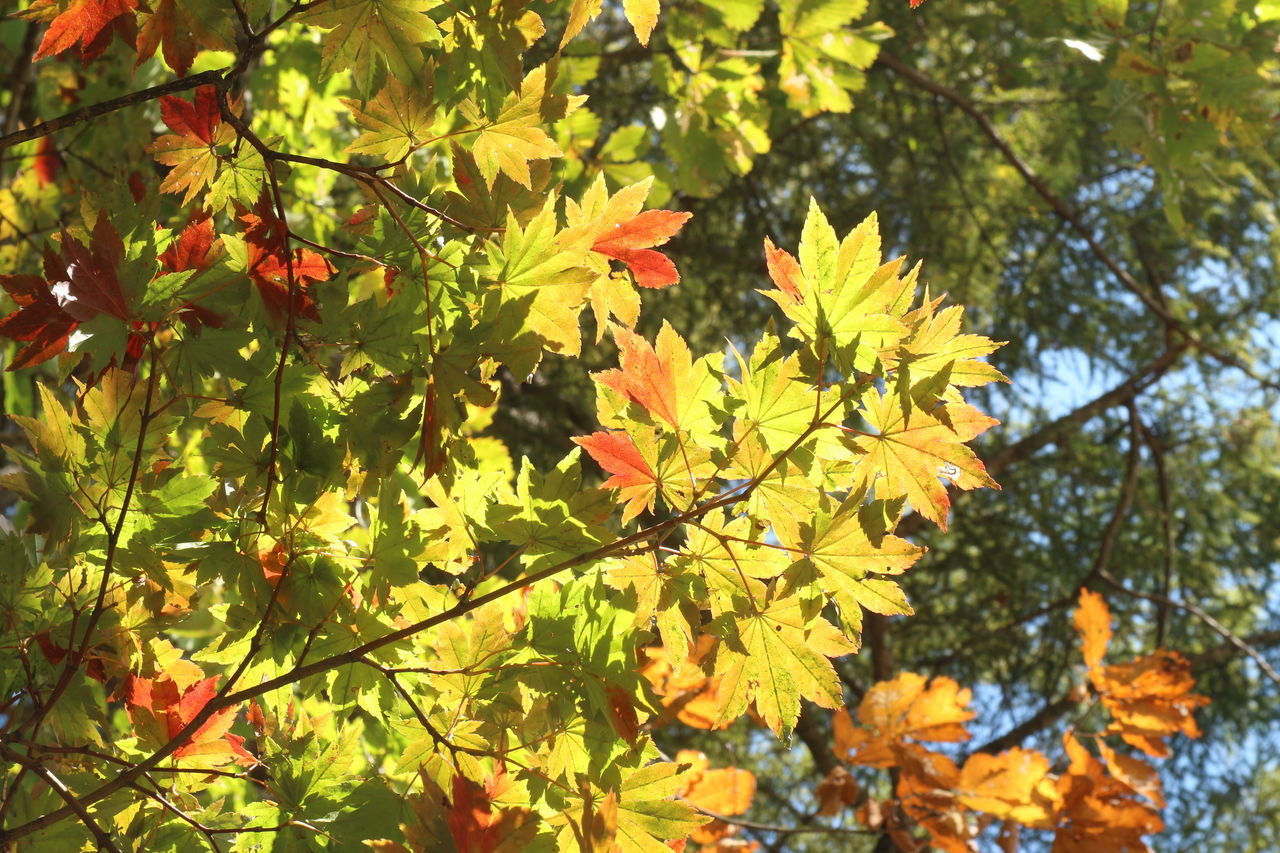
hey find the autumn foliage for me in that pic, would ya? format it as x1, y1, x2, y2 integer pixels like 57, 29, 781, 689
0, 0, 1215, 851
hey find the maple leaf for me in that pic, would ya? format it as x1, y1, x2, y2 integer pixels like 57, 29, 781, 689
637, 636, 726, 730
342, 77, 437, 162
726, 331, 844, 459
572, 430, 658, 523
444, 774, 540, 853
955, 748, 1059, 827
761, 202, 913, 373
484, 198, 595, 355
589, 207, 691, 290
838, 672, 975, 767
0, 268, 78, 370
563, 175, 690, 339
1073, 590, 1209, 757
594, 322, 721, 437
147, 86, 233, 207
29, 0, 139, 64
159, 215, 216, 274
887, 294, 1009, 394
1054, 732, 1164, 852
134, 0, 216, 76
612, 762, 708, 852
712, 593, 855, 735
674, 511, 782, 619
123, 659, 255, 766
784, 492, 925, 639
675, 749, 756, 817
302, 0, 442, 94
852, 389, 1000, 530
0, 213, 132, 369
461, 64, 585, 189
239, 193, 332, 323
559, 0, 604, 48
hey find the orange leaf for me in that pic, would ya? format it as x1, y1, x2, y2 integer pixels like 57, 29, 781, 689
31, 0, 138, 64
762, 237, 802, 303
1074, 589, 1112, 672
675, 750, 756, 816
124, 662, 255, 766
956, 748, 1058, 827
638, 638, 726, 730
841, 672, 975, 766
1093, 650, 1209, 758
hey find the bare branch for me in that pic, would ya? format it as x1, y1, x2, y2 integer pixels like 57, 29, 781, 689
0, 69, 227, 152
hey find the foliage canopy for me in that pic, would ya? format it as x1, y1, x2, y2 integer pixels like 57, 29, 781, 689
2, 0, 1278, 851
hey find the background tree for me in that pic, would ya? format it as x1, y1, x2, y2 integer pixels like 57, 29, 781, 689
1, 0, 1277, 851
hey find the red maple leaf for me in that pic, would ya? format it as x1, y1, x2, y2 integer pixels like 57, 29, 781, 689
30, 0, 139, 64
592, 209, 692, 289
0, 214, 130, 369
160, 214, 216, 274
444, 772, 538, 853
573, 430, 655, 490
33, 137, 63, 186
239, 193, 332, 323
124, 663, 256, 765
159, 85, 222, 145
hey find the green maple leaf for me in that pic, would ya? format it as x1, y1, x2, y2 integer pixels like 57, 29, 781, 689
303, 0, 442, 95
670, 509, 783, 618
722, 425, 821, 545
614, 762, 708, 852
727, 330, 845, 459
483, 199, 594, 355
762, 200, 912, 373
887, 293, 1009, 396
782, 493, 924, 641
777, 0, 883, 116
461, 64, 586, 189
852, 389, 1000, 531
495, 450, 612, 570
711, 592, 855, 735
341, 77, 437, 162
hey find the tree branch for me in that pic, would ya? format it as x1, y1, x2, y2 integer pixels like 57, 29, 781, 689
0, 69, 227, 152
877, 50, 1279, 393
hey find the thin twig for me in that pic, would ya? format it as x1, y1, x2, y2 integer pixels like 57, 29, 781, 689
876, 51, 1280, 393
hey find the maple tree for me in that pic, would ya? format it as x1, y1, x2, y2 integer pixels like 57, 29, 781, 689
0, 0, 1274, 851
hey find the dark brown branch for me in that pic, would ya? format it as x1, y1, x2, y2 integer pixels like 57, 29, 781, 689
0, 69, 227, 152
1190, 629, 1280, 670
1083, 402, 1143, 586
975, 695, 1079, 755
